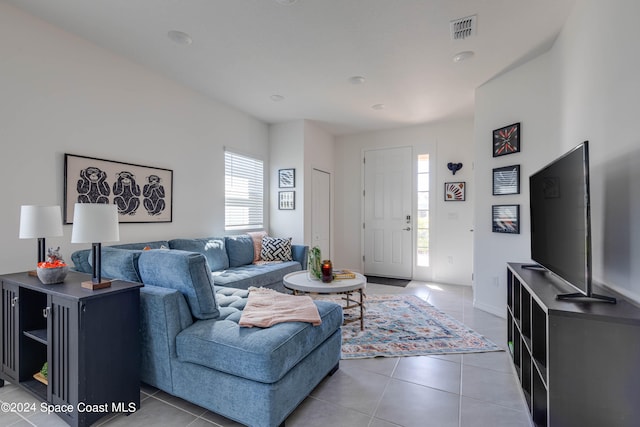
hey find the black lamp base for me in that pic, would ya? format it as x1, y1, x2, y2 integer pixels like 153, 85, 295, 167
84, 242, 112, 290
81, 279, 112, 290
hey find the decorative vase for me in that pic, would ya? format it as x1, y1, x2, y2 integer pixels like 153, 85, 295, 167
36, 265, 69, 285
321, 260, 333, 283
308, 246, 322, 280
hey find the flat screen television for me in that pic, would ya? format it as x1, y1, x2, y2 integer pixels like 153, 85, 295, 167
529, 141, 615, 303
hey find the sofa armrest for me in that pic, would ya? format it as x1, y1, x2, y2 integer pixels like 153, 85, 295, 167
292, 245, 308, 270
140, 284, 194, 392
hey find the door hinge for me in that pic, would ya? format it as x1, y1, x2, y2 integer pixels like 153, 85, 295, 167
362, 189, 365, 197
363, 157, 366, 164
362, 255, 365, 262
362, 222, 365, 229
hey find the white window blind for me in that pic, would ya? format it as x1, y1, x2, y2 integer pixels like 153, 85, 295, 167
225, 150, 264, 229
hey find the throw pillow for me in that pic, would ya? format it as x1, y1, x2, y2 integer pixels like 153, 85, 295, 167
260, 236, 293, 262
225, 235, 255, 267
88, 247, 142, 282
247, 231, 267, 263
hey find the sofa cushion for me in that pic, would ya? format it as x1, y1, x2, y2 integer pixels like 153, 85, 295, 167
138, 250, 220, 320
88, 246, 142, 282
225, 235, 255, 268
71, 240, 169, 273
212, 261, 301, 290
175, 298, 343, 383
169, 238, 229, 271
260, 236, 293, 261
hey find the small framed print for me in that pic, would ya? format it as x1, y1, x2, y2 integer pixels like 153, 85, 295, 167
279, 191, 295, 210
492, 165, 520, 195
444, 182, 466, 201
492, 204, 520, 234
278, 168, 295, 188
493, 122, 520, 157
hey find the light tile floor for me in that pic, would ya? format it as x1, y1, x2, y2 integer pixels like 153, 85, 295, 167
0, 282, 532, 427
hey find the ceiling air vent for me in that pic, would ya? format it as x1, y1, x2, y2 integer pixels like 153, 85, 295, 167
450, 15, 477, 40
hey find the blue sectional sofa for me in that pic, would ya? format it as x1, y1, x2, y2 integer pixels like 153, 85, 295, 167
135, 250, 343, 427
71, 235, 308, 293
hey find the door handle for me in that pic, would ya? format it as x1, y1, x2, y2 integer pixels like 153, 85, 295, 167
403, 227, 411, 231
11, 297, 18, 307
42, 307, 51, 318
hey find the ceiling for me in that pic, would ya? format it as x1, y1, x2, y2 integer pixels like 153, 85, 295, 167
8, 0, 575, 136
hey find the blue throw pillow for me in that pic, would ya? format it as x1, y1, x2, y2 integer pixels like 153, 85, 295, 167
225, 235, 255, 267
169, 238, 229, 271
88, 246, 142, 282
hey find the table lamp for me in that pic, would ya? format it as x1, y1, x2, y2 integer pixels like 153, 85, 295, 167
71, 203, 120, 290
19, 205, 64, 274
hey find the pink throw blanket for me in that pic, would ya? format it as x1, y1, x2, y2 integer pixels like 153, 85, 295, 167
239, 287, 322, 328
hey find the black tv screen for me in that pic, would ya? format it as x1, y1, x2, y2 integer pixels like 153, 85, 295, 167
529, 141, 592, 296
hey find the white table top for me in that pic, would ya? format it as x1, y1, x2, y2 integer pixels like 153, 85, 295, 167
283, 270, 366, 294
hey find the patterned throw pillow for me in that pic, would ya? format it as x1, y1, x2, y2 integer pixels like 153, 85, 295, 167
260, 236, 293, 261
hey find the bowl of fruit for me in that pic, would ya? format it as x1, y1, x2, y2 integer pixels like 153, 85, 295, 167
36, 247, 69, 285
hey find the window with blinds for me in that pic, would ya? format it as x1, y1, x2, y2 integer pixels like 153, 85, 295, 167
224, 150, 264, 230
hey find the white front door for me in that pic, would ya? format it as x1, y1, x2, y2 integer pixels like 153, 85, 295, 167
363, 146, 413, 278
311, 168, 331, 259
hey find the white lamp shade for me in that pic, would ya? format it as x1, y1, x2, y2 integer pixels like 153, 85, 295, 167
71, 203, 120, 243
19, 205, 63, 239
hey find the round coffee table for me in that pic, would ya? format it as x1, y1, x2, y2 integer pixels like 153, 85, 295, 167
283, 270, 366, 330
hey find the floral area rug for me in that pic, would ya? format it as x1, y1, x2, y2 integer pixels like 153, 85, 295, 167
317, 294, 502, 359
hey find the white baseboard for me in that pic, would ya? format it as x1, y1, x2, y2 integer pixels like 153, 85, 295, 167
473, 299, 506, 319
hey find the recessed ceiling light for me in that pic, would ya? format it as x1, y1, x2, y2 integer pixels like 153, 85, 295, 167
371, 103, 385, 110
167, 30, 192, 46
349, 76, 366, 85
270, 94, 285, 102
275, 0, 298, 5
452, 51, 474, 63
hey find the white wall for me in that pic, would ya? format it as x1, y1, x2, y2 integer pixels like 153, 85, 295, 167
473, 0, 640, 315
269, 120, 335, 249
335, 118, 475, 284
269, 121, 305, 244
0, 3, 269, 274
303, 121, 335, 254
473, 54, 558, 316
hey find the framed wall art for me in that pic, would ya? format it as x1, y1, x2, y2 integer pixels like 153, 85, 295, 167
278, 168, 295, 188
444, 182, 466, 201
278, 191, 295, 210
64, 153, 173, 224
492, 204, 520, 234
492, 165, 520, 195
493, 122, 520, 157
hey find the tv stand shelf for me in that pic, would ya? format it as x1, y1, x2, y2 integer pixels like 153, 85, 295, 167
507, 263, 640, 427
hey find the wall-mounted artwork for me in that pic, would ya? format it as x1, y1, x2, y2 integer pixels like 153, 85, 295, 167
493, 122, 520, 157
444, 182, 466, 201
278, 168, 295, 188
64, 154, 173, 224
492, 165, 520, 195
279, 191, 295, 210
492, 204, 520, 234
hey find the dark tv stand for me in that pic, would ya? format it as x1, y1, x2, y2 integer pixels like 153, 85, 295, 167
557, 291, 617, 303
520, 264, 617, 303
507, 263, 640, 427
520, 263, 546, 271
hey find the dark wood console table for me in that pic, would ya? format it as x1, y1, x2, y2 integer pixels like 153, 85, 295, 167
0, 270, 142, 427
